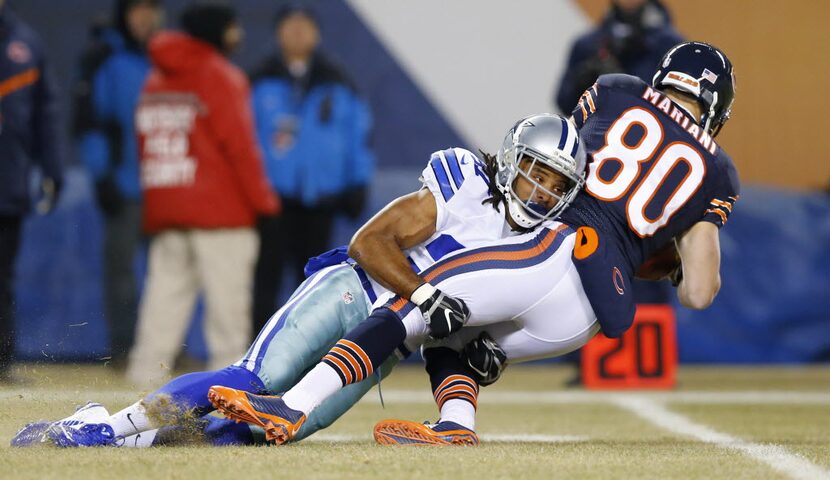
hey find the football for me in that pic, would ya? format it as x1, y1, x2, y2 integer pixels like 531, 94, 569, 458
636, 241, 681, 280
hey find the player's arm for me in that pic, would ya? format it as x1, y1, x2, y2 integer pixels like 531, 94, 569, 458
674, 221, 721, 309
348, 189, 436, 298
349, 188, 470, 338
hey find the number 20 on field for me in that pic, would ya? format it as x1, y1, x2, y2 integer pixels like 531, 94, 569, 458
582, 304, 677, 389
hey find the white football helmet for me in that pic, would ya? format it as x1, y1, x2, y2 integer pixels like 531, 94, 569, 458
495, 113, 586, 229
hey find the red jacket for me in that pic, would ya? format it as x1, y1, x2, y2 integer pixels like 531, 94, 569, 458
137, 32, 279, 233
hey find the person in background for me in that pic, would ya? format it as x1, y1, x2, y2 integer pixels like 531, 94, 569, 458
250, 5, 374, 335
555, 0, 683, 115
72, 0, 162, 369
126, 3, 279, 388
0, 0, 64, 383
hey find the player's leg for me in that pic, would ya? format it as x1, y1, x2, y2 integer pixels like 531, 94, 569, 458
193, 228, 258, 370
293, 354, 400, 441
208, 304, 406, 443
126, 231, 200, 387
212, 264, 399, 442
110, 263, 372, 444
469, 258, 599, 364
374, 346, 479, 446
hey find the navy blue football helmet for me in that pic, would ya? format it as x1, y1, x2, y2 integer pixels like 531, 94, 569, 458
652, 41, 735, 137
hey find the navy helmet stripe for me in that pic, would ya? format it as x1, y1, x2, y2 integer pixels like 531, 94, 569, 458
569, 129, 580, 159
557, 116, 569, 152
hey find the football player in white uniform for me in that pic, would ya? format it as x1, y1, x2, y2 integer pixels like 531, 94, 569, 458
12, 113, 589, 448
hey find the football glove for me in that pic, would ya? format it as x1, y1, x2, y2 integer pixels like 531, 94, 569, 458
410, 283, 470, 339
461, 332, 507, 387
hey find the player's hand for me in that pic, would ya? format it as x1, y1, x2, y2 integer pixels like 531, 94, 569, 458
410, 283, 470, 338
462, 332, 507, 387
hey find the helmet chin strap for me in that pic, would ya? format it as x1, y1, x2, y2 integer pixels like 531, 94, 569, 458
703, 91, 719, 133
507, 196, 542, 229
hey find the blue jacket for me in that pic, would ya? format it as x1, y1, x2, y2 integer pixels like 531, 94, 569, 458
249, 53, 374, 208
0, 7, 63, 216
74, 28, 150, 202
555, 0, 683, 114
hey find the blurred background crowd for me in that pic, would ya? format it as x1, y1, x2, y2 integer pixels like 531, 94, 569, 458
0, 0, 827, 385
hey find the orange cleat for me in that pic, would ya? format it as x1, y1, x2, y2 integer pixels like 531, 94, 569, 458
374, 419, 479, 446
207, 386, 306, 445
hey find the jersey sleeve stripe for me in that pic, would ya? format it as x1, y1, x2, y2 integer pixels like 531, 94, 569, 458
430, 154, 456, 201
710, 199, 732, 211
578, 101, 589, 122
442, 149, 466, 190
705, 208, 728, 224
584, 91, 597, 113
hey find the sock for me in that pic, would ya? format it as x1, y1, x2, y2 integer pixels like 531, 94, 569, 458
282, 363, 343, 414
120, 429, 159, 448
439, 399, 476, 431
282, 307, 406, 415
424, 347, 479, 431
109, 401, 154, 438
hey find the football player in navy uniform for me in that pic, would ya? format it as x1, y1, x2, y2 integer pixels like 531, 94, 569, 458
562, 40, 739, 336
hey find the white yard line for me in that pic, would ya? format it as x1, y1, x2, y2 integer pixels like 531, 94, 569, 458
612, 395, 830, 480
305, 433, 587, 444
3, 389, 830, 405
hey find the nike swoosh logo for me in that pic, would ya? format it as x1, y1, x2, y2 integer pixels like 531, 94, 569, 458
126, 413, 138, 433
444, 310, 453, 332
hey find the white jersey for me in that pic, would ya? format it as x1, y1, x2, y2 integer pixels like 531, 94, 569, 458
365, 147, 519, 304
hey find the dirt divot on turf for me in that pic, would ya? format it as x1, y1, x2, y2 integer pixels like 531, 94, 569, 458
143, 394, 208, 446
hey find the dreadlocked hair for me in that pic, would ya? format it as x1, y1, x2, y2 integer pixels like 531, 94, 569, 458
479, 150, 506, 211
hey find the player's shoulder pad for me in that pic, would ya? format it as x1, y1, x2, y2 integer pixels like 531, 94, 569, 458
422, 147, 491, 205
596, 73, 648, 94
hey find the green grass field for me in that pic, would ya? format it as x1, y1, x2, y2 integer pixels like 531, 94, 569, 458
1, 364, 829, 479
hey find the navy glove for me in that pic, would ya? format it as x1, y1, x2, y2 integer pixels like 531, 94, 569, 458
461, 332, 507, 386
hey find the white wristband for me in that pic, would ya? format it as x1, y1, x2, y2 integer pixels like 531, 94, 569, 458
410, 282, 436, 306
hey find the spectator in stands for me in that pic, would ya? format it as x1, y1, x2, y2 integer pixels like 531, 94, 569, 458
250, 5, 374, 335
127, 3, 279, 387
554, 0, 683, 114
72, 0, 162, 369
0, 0, 64, 383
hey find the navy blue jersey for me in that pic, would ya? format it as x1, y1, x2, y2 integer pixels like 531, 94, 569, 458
559, 74, 740, 337
561, 73, 740, 271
